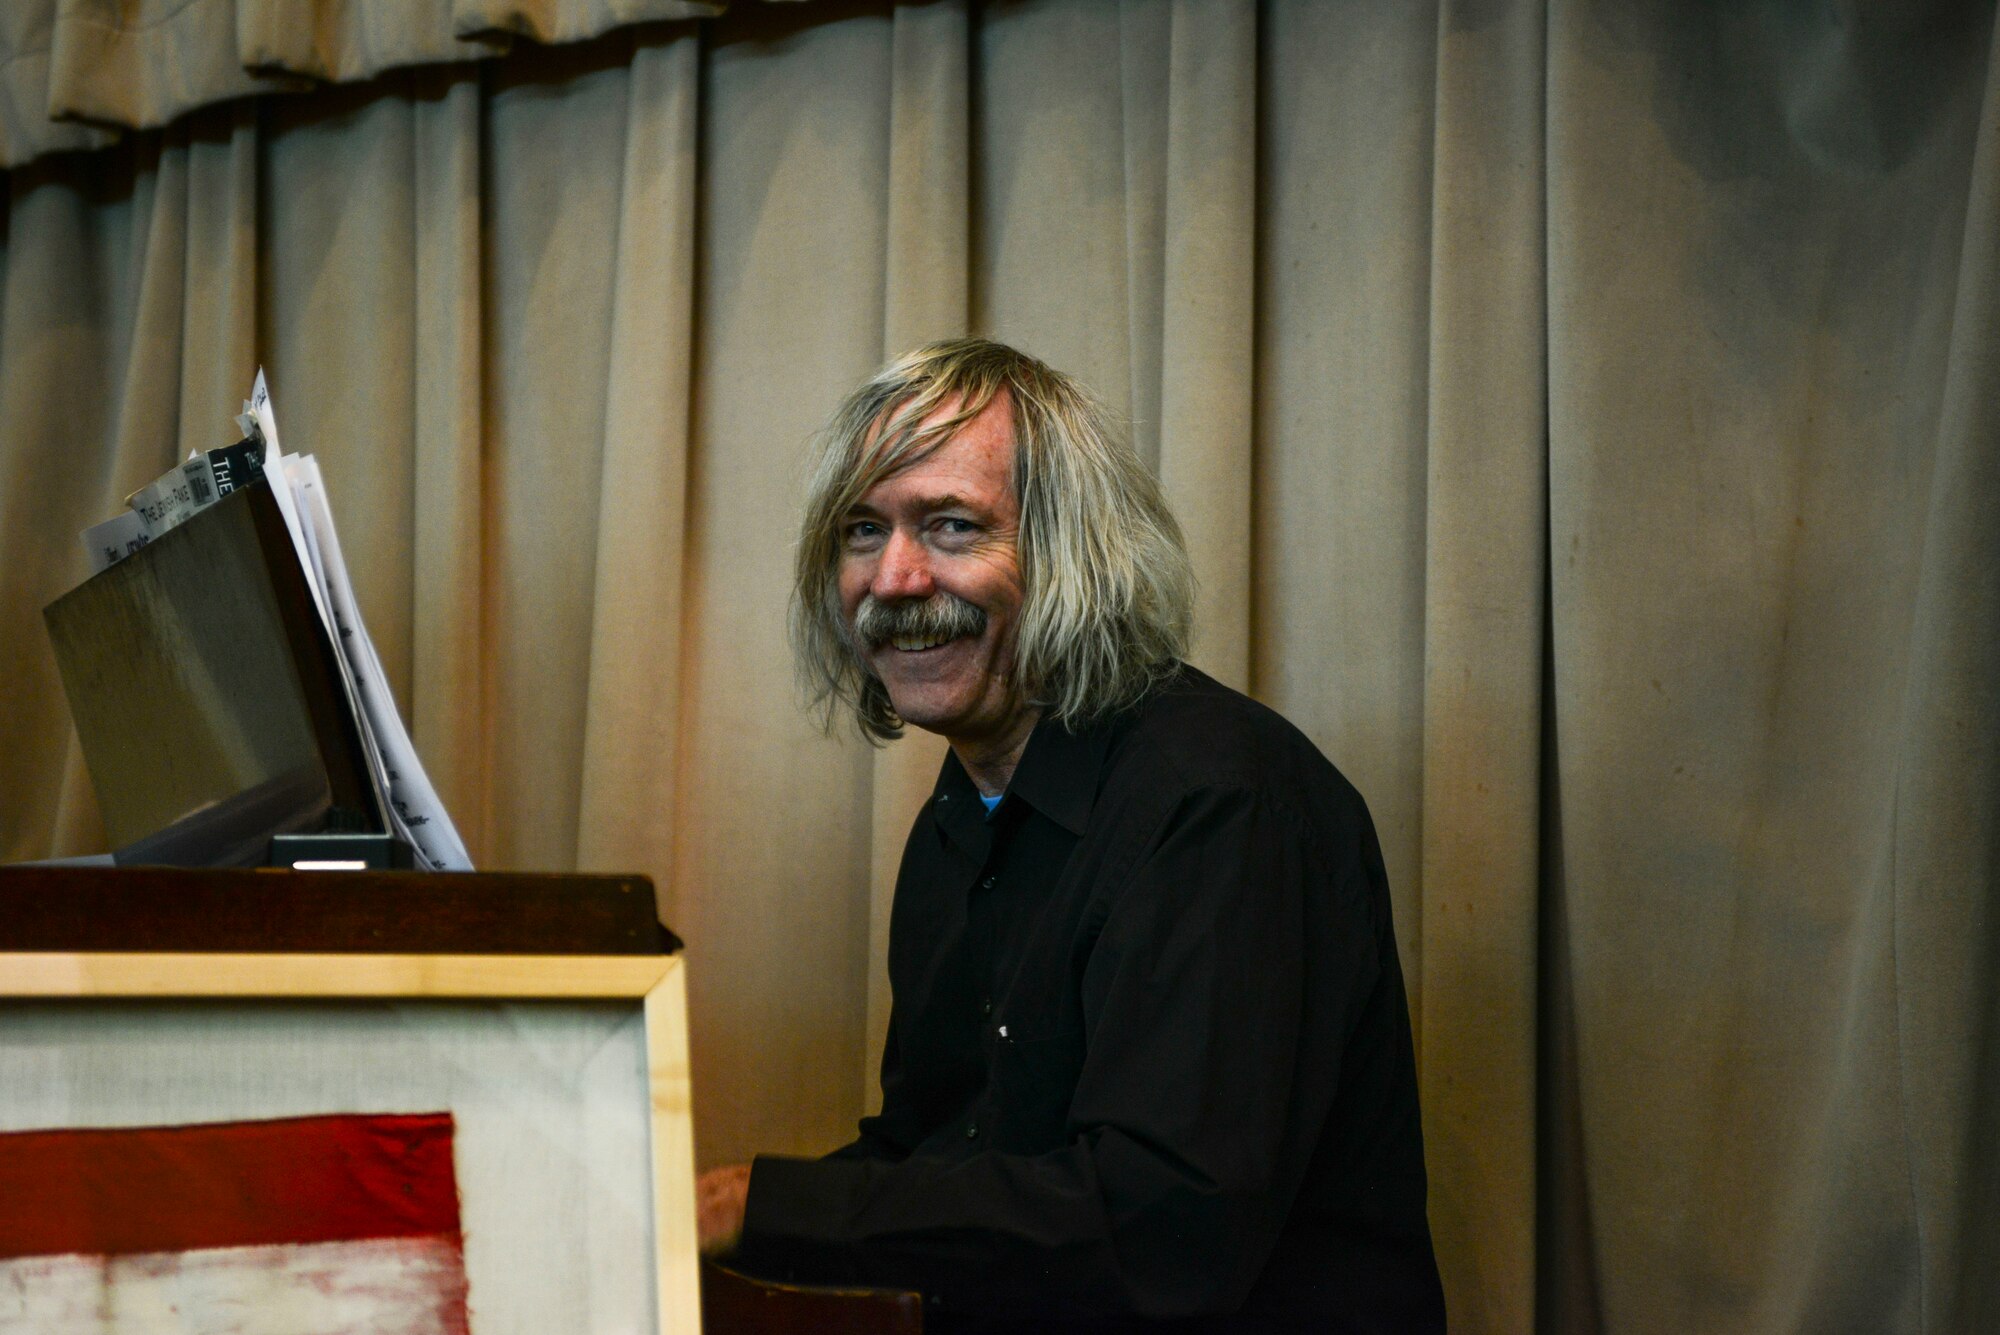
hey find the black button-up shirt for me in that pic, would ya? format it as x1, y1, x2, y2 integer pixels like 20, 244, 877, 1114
740, 666, 1444, 1332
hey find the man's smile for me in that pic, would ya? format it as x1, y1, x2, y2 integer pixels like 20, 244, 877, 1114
875, 632, 977, 672
889, 632, 961, 652
853, 591, 989, 661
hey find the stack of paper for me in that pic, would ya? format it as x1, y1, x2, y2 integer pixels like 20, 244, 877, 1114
80, 371, 473, 872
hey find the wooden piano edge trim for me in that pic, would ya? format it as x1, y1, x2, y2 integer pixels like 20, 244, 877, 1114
0, 951, 679, 997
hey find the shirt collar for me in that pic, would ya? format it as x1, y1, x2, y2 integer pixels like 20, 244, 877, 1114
994, 711, 1110, 836
930, 749, 992, 861
927, 709, 1115, 851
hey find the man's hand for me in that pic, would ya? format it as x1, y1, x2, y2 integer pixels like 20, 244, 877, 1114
697, 1162, 753, 1255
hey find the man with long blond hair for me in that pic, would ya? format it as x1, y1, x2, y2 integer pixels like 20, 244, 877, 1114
698, 339, 1443, 1332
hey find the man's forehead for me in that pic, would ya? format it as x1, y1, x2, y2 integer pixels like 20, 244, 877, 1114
846, 489, 979, 516
852, 392, 1016, 494
862, 388, 1009, 453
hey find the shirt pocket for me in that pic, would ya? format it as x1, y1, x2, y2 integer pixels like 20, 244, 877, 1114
987, 1024, 1085, 1153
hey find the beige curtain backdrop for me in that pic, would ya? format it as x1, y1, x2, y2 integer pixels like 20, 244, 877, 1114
1, 2, 1994, 1331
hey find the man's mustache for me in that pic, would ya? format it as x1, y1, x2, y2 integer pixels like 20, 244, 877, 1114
852, 593, 987, 649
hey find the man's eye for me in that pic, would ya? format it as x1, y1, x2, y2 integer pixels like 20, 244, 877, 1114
937, 518, 978, 536
844, 521, 885, 546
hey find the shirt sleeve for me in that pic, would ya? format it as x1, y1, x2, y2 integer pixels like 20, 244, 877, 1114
736, 784, 1384, 1320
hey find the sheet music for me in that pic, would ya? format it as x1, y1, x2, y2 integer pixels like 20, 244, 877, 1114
241, 371, 337, 636
280, 453, 397, 832
288, 456, 472, 871
69, 369, 475, 870
228, 375, 393, 832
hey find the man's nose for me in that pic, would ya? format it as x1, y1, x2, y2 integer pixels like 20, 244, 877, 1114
872, 528, 935, 600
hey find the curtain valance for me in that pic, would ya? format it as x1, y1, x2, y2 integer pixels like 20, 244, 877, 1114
0, 0, 748, 169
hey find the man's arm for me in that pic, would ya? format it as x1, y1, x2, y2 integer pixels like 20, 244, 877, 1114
736, 785, 1381, 1320
702, 1006, 924, 1252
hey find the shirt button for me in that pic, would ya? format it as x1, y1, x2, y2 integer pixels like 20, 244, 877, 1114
980, 999, 993, 1016
965, 1123, 979, 1139
980, 875, 996, 889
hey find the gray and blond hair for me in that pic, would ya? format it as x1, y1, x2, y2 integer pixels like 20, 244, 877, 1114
791, 338, 1196, 742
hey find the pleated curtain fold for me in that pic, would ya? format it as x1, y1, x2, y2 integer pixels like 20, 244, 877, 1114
0, 0, 736, 168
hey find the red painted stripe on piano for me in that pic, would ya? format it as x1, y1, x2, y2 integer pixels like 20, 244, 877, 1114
0, 1112, 462, 1259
